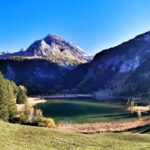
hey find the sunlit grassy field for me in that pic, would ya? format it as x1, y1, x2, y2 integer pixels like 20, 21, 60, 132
0, 121, 150, 150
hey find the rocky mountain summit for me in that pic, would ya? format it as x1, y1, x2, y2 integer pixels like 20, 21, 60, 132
0, 34, 92, 68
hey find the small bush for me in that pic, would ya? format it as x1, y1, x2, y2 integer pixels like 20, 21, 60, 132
18, 103, 55, 128
38, 117, 56, 128
20, 113, 28, 124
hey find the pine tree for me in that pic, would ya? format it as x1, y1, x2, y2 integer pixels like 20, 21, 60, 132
10, 81, 18, 98
16, 86, 27, 104
0, 73, 9, 121
0, 73, 17, 122
6, 80, 17, 122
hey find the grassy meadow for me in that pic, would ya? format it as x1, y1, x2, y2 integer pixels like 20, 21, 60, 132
0, 120, 150, 150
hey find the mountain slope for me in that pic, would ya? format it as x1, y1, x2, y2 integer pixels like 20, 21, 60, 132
0, 57, 66, 94
64, 31, 150, 97
0, 34, 92, 68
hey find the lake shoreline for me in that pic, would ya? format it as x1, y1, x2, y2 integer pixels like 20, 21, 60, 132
17, 97, 150, 134
39, 94, 94, 99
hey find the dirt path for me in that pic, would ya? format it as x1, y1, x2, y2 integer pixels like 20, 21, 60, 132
57, 118, 150, 133
17, 97, 46, 111
27, 97, 46, 107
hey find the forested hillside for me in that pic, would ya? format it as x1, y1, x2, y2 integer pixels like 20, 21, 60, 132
0, 57, 66, 94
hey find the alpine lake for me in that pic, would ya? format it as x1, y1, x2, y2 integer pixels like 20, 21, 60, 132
34, 97, 150, 124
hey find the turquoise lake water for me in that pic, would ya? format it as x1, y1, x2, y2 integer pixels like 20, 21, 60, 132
34, 98, 138, 124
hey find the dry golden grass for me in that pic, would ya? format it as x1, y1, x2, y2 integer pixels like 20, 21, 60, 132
57, 118, 150, 134
129, 105, 150, 113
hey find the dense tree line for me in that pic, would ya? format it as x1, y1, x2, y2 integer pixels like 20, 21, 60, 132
0, 72, 27, 122
0, 72, 55, 128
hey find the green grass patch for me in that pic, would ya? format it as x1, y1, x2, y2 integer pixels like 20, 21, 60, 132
0, 121, 150, 150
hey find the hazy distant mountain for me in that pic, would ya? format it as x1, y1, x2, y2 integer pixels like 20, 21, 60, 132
0, 34, 92, 68
63, 31, 150, 97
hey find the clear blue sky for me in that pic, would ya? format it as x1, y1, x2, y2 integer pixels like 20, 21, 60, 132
0, 0, 150, 55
